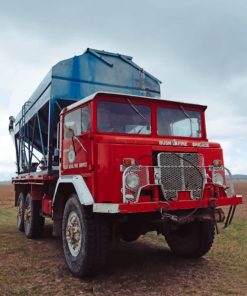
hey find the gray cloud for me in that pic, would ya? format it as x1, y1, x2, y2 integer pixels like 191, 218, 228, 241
0, 0, 246, 176
2, 1, 247, 82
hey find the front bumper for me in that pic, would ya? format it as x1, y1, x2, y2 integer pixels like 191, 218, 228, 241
93, 195, 243, 214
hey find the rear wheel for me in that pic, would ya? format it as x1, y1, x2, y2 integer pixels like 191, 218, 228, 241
17, 192, 25, 232
24, 193, 44, 239
164, 220, 215, 258
62, 194, 110, 277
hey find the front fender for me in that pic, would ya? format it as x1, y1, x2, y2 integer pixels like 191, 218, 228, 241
53, 175, 94, 206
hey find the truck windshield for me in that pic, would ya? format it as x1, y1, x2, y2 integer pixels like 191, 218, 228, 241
97, 101, 151, 134
157, 107, 202, 138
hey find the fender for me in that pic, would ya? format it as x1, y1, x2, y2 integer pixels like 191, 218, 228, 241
53, 175, 94, 206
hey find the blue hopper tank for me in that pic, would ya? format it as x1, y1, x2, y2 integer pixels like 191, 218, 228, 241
11, 48, 161, 174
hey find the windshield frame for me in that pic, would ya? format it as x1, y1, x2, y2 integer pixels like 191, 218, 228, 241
95, 95, 206, 140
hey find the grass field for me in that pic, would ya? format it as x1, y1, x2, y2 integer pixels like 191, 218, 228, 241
0, 183, 246, 295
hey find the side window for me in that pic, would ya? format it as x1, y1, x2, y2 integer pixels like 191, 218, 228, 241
64, 109, 81, 139
64, 105, 90, 139
81, 105, 90, 133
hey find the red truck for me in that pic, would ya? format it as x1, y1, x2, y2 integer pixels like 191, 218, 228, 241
9, 49, 242, 277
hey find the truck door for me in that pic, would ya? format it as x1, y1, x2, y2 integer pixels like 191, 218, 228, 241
62, 105, 91, 174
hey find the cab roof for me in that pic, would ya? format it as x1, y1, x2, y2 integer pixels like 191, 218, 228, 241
62, 91, 207, 114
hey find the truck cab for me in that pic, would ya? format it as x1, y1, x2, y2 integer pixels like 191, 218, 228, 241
58, 92, 238, 212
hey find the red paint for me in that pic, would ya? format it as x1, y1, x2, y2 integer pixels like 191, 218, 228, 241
42, 194, 52, 215
118, 195, 242, 213
13, 93, 243, 217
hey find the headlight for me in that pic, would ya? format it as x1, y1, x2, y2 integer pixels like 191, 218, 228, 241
213, 173, 224, 185
126, 172, 140, 190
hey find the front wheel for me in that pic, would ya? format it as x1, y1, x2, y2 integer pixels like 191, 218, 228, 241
62, 195, 110, 277
164, 220, 215, 258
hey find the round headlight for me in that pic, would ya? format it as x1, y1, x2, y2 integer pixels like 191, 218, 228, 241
126, 172, 140, 190
213, 173, 224, 185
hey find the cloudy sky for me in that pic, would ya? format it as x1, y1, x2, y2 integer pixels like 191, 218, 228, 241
1, 0, 247, 180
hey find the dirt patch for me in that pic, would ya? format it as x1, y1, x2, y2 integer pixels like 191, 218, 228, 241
0, 184, 15, 208
0, 182, 246, 295
0, 210, 246, 296
234, 181, 247, 217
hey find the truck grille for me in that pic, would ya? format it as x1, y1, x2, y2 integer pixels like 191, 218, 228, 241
157, 152, 205, 200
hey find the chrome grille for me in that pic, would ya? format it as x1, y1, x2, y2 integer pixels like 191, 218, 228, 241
157, 152, 205, 200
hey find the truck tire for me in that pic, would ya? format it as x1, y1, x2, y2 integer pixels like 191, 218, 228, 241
164, 220, 215, 258
24, 193, 44, 239
17, 192, 25, 232
62, 194, 110, 277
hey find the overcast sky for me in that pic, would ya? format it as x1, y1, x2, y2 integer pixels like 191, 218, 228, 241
0, 0, 247, 180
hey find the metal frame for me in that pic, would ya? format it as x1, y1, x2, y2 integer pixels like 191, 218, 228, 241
14, 98, 76, 175
122, 164, 235, 204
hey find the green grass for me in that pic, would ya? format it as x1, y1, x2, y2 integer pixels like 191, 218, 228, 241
0, 208, 16, 225
211, 217, 247, 274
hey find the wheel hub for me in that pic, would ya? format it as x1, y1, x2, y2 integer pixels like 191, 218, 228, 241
24, 207, 31, 223
17, 200, 23, 220
66, 211, 82, 256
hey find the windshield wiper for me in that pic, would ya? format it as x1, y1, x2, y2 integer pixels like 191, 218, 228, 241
126, 98, 150, 134
126, 98, 146, 120
179, 105, 193, 137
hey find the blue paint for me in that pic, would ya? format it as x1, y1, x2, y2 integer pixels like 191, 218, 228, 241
15, 48, 161, 127
13, 48, 161, 162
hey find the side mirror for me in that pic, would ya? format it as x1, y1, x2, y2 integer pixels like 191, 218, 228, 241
64, 123, 75, 139
9, 116, 15, 133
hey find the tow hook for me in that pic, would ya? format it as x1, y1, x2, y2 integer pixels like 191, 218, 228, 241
160, 208, 225, 226
160, 208, 178, 222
